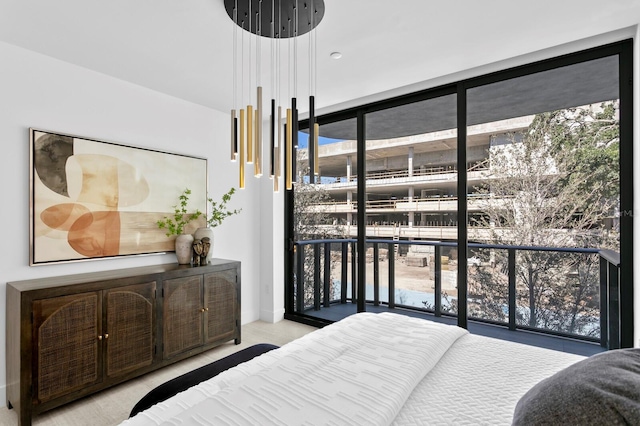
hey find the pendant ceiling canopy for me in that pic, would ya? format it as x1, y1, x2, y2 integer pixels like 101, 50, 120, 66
224, 0, 325, 38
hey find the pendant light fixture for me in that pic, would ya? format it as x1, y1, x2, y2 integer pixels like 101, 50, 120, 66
225, 0, 325, 192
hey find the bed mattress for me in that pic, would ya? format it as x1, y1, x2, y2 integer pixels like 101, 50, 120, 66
122, 312, 583, 425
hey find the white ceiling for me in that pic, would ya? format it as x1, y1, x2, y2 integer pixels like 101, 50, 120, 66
1, 0, 638, 115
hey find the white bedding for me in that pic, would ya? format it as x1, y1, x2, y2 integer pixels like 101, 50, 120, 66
122, 312, 584, 426
394, 334, 583, 425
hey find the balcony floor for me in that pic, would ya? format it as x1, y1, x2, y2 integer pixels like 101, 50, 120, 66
301, 302, 605, 357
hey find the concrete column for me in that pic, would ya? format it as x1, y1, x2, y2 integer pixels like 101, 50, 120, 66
408, 186, 414, 228
347, 191, 353, 226
408, 147, 414, 177
346, 155, 352, 182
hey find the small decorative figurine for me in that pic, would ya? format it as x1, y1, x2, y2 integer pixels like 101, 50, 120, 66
200, 237, 210, 265
192, 238, 203, 266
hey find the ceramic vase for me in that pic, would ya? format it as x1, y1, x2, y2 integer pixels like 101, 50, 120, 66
194, 227, 214, 264
175, 233, 194, 265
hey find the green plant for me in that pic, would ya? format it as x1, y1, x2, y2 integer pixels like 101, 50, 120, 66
206, 187, 241, 227
157, 188, 202, 236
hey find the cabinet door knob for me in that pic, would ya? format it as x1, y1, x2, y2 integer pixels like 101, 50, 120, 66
104, 333, 109, 339
205, 308, 209, 311
98, 335, 103, 341
201, 308, 205, 312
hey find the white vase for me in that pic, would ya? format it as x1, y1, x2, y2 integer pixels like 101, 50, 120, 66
194, 227, 214, 264
175, 234, 194, 265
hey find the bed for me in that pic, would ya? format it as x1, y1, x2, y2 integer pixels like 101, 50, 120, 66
121, 312, 640, 425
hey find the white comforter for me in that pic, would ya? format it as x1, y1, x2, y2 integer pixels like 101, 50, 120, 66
123, 312, 468, 425
123, 312, 584, 425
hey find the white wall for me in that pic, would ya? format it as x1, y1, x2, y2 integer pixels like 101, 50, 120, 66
259, 173, 286, 323
0, 40, 264, 405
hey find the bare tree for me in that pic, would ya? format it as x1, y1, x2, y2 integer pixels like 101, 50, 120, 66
293, 155, 346, 308
471, 102, 619, 337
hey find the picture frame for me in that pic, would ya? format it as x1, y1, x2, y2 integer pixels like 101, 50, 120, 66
29, 128, 207, 265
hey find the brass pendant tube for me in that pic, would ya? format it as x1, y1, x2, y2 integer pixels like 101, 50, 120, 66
275, 105, 282, 192
255, 109, 261, 176
239, 109, 245, 188
255, 86, 262, 176
247, 105, 253, 164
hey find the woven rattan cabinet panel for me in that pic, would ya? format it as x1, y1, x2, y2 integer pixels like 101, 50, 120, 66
163, 266, 241, 359
32, 292, 102, 404
7, 261, 240, 426
204, 269, 238, 344
163, 275, 204, 358
105, 282, 156, 378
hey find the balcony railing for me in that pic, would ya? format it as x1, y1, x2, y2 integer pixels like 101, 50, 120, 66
292, 238, 624, 349
318, 160, 489, 187
309, 194, 490, 213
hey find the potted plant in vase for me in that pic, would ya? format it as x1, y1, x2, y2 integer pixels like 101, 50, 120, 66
194, 187, 242, 264
157, 188, 202, 264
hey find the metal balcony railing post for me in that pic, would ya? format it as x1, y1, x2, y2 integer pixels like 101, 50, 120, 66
434, 245, 442, 316
323, 243, 331, 307
341, 242, 347, 304
313, 244, 321, 311
599, 256, 609, 348
374, 243, 380, 306
296, 245, 304, 313
508, 248, 516, 331
388, 243, 395, 308
609, 261, 620, 349
351, 241, 357, 303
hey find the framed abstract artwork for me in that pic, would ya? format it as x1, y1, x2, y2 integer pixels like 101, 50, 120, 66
29, 128, 207, 265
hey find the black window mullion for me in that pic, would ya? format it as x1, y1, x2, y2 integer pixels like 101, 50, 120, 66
356, 110, 366, 313
456, 83, 468, 329
618, 39, 634, 348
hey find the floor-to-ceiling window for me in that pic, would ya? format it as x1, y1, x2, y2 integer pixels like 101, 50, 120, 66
285, 40, 633, 348
363, 93, 459, 316
465, 55, 621, 341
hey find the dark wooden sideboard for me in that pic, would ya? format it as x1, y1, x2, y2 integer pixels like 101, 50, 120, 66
6, 259, 241, 426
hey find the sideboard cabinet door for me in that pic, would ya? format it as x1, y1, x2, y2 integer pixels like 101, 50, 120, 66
104, 281, 156, 379
204, 269, 239, 345
32, 292, 102, 404
163, 275, 204, 358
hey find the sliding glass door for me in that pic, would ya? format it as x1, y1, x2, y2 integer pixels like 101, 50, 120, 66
287, 115, 358, 321
465, 55, 621, 341
285, 40, 633, 348
363, 93, 459, 316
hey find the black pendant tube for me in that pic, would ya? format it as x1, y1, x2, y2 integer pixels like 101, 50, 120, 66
292, 97, 298, 180
234, 116, 238, 157
308, 95, 315, 184
270, 99, 275, 177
